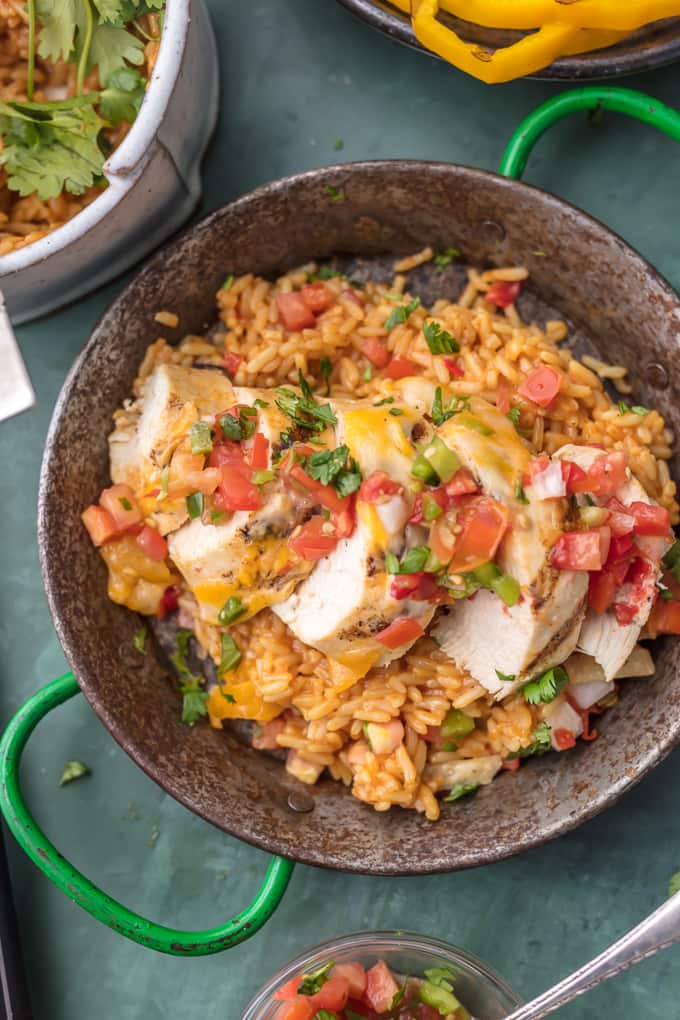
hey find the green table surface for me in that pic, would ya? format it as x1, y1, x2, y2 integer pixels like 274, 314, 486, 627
3, 2, 680, 1017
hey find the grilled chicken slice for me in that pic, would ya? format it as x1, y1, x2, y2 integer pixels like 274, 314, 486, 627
109, 364, 235, 493
554, 444, 669, 681
430, 396, 588, 699
274, 399, 436, 677
167, 387, 314, 626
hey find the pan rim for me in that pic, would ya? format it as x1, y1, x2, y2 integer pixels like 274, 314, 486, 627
38, 158, 680, 875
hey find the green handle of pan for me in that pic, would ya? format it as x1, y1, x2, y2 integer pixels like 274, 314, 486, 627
500, 85, 680, 179
0, 673, 294, 955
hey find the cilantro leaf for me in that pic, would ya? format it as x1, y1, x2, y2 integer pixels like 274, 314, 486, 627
423, 320, 459, 355
181, 683, 208, 726
133, 626, 147, 654
514, 480, 529, 504
319, 355, 332, 396
86, 22, 145, 86
444, 782, 480, 802
0, 96, 105, 200
99, 66, 146, 125
299, 961, 334, 996
59, 759, 91, 786
36, 0, 80, 62
434, 247, 461, 267
384, 297, 420, 330
275, 371, 338, 433
431, 386, 469, 427
304, 444, 362, 496
314, 1012, 339, 1020
312, 266, 345, 281
663, 538, 680, 583
325, 184, 344, 202
495, 669, 516, 683
507, 721, 553, 760
219, 633, 242, 675
522, 666, 569, 705
94, 0, 164, 24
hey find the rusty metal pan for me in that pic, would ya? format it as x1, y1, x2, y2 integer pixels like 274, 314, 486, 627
38, 159, 680, 876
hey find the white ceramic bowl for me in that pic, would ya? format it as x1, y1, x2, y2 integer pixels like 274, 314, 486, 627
0, 0, 219, 324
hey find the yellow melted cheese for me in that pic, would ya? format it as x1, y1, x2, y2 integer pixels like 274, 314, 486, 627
341, 406, 418, 487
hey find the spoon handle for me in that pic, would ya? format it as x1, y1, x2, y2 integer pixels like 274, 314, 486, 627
503, 892, 680, 1020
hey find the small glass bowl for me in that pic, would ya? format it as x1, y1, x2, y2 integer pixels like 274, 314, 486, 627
241, 930, 521, 1019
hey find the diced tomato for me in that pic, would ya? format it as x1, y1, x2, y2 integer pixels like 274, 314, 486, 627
364, 961, 400, 1014
432, 496, 508, 573
627, 501, 671, 537
99, 483, 143, 531
299, 282, 332, 313
408, 487, 448, 525
136, 525, 168, 561
310, 976, 350, 1012
553, 728, 576, 751
81, 504, 118, 547
577, 451, 627, 497
215, 465, 261, 511
288, 517, 338, 561
359, 470, 403, 504
588, 569, 618, 614
485, 279, 522, 308
360, 338, 390, 368
517, 366, 562, 409
273, 976, 301, 1002
443, 356, 465, 378
344, 1001, 375, 1019
390, 572, 441, 602
495, 374, 513, 415
561, 460, 587, 493
277, 292, 316, 331
157, 584, 179, 619
332, 502, 357, 539
274, 997, 315, 1020
605, 533, 636, 585
250, 432, 269, 471
375, 616, 425, 650
566, 696, 599, 742
223, 350, 242, 376
502, 757, 521, 772
444, 468, 479, 498
383, 357, 418, 380
648, 595, 680, 636
605, 497, 636, 537
550, 528, 610, 572
209, 441, 248, 468
613, 602, 638, 626
331, 962, 367, 1000
288, 464, 349, 514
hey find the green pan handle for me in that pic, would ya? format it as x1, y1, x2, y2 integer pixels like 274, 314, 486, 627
499, 86, 680, 179
0, 672, 294, 956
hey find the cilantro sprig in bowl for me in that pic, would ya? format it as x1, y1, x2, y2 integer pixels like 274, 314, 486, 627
0, 0, 218, 323
241, 932, 521, 1020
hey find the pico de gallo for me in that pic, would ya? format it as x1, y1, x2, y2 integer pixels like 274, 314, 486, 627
272, 956, 470, 1020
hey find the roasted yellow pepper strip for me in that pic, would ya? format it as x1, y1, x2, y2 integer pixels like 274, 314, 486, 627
439, 0, 680, 32
410, 0, 625, 84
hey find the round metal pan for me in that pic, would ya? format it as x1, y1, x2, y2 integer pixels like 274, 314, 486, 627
336, 0, 680, 80
38, 160, 680, 876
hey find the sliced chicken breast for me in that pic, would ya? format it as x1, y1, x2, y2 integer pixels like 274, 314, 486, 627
167, 386, 314, 625
430, 396, 588, 699
274, 400, 435, 677
554, 444, 669, 681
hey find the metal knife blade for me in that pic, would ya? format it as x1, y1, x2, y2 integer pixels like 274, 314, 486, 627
0, 293, 35, 423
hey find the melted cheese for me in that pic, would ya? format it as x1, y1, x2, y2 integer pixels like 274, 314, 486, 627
357, 500, 390, 551
341, 406, 418, 487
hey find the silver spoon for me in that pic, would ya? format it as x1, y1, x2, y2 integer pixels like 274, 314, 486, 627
485, 890, 680, 1020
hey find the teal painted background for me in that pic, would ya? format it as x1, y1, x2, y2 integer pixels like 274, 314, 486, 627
2, 2, 680, 1016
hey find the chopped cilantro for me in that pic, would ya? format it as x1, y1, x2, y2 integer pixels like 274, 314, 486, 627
314, 1011, 339, 1020
219, 406, 257, 441
386, 546, 430, 575
507, 721, 553, 760
99, 66, 145, 126
221, 689, 236, 704
444, 782, 480, 802
325, 184, 344, 202
507, 407, 521, 426
423, 320, 460, 355
431, 386, 469, 427
253, 469, 275, 485
533, 250, 547, 257
181, 683, 208, 726
254, 398, 269, 408
522, 666, 569, 705
119, 496, 132, 511
59, 760, 91, 786
320, 355, 332, 396
495, 669, 516, 683
441, 741, 458, 752
384, 296, 421, 330
210, 510, 225, 524
663, 538, 680, 583
221, 274, 235, 291
373, 397, 394, 406
275, 370, 337, 433
389, 407, 403, 416
219, 633, 242, 675
312, 266, 345, 281
362, 364, 373, 382
434, 247, 461, 267
303, 444, 362, 496
299, 961, 334, 996
133, 626, 147, 654
618, 400, 649, 416
333, 137, 344, 150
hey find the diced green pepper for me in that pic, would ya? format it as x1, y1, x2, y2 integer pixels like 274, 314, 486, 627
400, 546, 430, 574
472, 562, 501, 586
218, 596, 246, 626
411, 453, 439, 484
189, 420, 213, 456
578, 505, 609, 528
186, 492, 203, 519
423, 435, 461, 483
441, 707, 475, 741
419, 981, 464, 1016
219, 633, 242, 675
423, 493, 443, 521
252, 469, 275, 485
491, 572, 520, 607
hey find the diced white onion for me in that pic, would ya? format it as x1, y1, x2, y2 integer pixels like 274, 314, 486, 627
566, 679, 614, 710
531, 461, 567, 500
